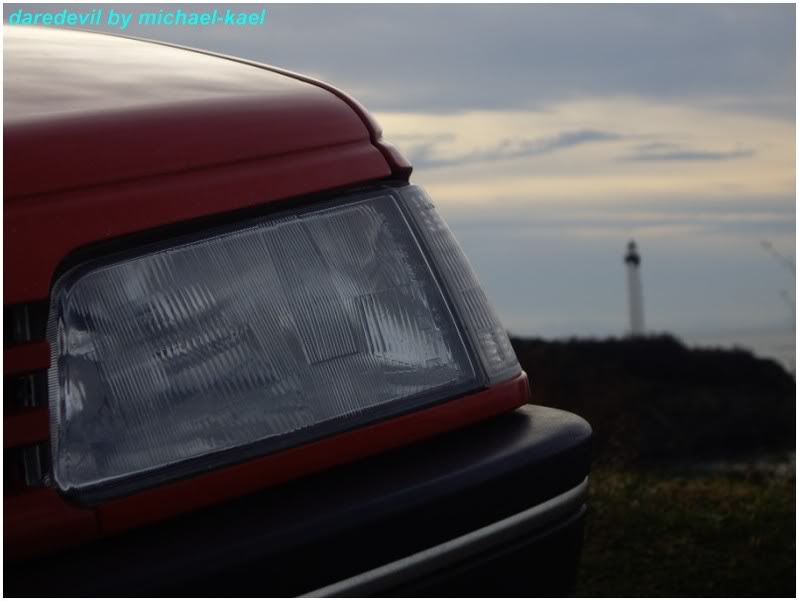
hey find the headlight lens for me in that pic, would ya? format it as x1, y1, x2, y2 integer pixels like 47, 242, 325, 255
48, 193, 478, 497
400, 186, 520, 383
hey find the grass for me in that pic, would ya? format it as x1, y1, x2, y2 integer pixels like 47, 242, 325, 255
577, 469, 796, 597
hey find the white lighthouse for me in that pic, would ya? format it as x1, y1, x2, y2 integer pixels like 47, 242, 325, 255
624, 240, 645, 336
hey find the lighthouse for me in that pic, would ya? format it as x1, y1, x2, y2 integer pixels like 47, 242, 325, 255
624, 240, 645, 336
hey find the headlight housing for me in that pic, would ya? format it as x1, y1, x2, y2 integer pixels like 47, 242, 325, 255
48, 186, 519, 500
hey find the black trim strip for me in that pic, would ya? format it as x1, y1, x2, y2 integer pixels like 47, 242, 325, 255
303, 477, 589, 597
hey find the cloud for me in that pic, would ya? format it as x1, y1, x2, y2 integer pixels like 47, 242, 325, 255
380, 99, 793, 209
389, 132, 457, 144
622, 142, 755, 162
407, 129, 621, 169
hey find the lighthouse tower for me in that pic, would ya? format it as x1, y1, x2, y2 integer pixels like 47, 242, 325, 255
624, 240, 645, 336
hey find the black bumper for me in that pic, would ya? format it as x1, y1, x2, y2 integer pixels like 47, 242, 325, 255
7, 404, 592, 597
305, 477, 588, 597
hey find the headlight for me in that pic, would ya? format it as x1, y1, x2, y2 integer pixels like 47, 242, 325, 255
48, 187, 519, 500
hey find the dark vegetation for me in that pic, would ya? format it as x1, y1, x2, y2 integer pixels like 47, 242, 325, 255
510, 335, 796, 597
511, 334, 795, 467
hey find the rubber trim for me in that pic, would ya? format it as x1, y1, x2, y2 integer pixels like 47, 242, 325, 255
302, 477, 588, 597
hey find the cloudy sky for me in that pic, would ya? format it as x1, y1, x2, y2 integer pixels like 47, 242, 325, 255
6, 4, 796, 362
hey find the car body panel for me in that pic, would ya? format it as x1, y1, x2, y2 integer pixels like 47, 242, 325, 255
5, 26, 388, 200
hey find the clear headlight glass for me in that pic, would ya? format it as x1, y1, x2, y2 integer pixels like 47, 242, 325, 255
48, 193, 477, 497
399, 186, 520, 384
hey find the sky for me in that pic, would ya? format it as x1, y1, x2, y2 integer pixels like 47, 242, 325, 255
5, 4, 796, 364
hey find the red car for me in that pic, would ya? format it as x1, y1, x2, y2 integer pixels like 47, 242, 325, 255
4, 26, 591, 596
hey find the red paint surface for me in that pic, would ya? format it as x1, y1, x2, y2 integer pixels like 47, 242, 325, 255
4, 342, 50, 376
5, 97, 374, 200
4, 489, 100, 559
4, 407, 49, 449
232, 57, 413, 178
5, 27, 386, 200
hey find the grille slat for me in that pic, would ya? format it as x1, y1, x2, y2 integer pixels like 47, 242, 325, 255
5, 303, 51, 489
5, 341, 50, 376
5, 302, 49, 346
4, 406, 49, 448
